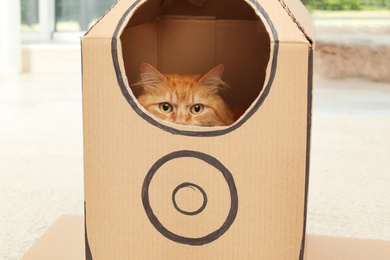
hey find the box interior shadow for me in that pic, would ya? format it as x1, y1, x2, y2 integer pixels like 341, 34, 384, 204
120, 0, 271, 120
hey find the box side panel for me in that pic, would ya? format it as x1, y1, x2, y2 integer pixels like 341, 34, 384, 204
160, 0, 259, 20
275, 0, 315, 42
246, 0, 309, 44
83, 38, 310, 259
22, 216, 84, 260
82, 36, 157, 259
216, 20, 270, 109
225, 43, 310, 259
157, 0, 311, 44
125, 0, 162, 27
84, 0, 138, 38
85, 0, 312, 44
23, 215, 390, 260
121, 21, 159, 92
158, 19, 216, 74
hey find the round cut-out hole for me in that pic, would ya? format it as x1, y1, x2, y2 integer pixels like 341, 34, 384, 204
116, 0, 276, 136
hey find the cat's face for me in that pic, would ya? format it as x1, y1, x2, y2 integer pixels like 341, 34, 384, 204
135, 63, 235, 126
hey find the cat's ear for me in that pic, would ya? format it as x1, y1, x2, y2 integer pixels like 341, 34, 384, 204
139, 62, 166, 91
198, 64, 228, 91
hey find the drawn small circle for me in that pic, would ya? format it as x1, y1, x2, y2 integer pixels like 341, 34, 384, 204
172, 182, 208, 216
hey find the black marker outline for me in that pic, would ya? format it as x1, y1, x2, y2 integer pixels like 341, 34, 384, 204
299, 47, 313, 260
141, 150, 238, 246
84, 202, 93, 260
172, 182, 208, 216
111, 0, 279, 137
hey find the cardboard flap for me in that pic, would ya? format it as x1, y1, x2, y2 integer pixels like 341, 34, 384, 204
23, 216, 390, 260
160, 0, 259, 20
83, 0, 315, 45
186, 0, 208, 7
276, 0, 315, 44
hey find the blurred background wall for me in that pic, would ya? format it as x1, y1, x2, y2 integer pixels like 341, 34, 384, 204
0, 0, 387, 81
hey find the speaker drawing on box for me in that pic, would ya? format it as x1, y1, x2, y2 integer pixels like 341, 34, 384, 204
82, 0, 315, 259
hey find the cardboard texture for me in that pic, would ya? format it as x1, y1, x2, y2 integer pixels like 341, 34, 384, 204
23, 215, 390, 260
22, 215, 85, 260
82, 0, 314, 259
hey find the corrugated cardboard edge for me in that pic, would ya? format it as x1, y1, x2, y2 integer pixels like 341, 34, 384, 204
83, 0, 120, 37
277, 0, 314, 45
300, 47, 314, 260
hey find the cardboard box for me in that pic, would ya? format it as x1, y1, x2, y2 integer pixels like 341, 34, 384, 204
22, 215, 85, 260
23, 215, 390, 260
82, 0, 315, 259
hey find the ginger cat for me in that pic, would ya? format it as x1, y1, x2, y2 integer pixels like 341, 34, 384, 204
134, 62, 239, 126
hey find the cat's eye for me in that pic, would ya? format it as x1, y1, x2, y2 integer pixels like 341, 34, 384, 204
190, 104, 204, 115
159, 103, 173, 113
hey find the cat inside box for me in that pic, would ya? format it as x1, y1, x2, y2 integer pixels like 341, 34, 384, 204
133, 62, 244, 127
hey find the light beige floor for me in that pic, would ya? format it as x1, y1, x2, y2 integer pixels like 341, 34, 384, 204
309, 75, 390, 241
1, 69, 390, 259
0, 71, 84, 260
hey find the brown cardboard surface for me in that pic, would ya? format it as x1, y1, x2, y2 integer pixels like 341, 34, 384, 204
23, 215, 390, 260
82, 0, 314, 259
305, 234, 390, 260
278, 0, 316, 42
22, 215, 85, 260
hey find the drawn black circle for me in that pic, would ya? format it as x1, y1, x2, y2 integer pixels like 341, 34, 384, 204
112, 0, 279, 137
141, 150, 238, 246
172, 182, 208, 216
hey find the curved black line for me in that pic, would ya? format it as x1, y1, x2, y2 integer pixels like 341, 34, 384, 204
141, 150, 238, 246
172, 182, 208, 216
111, 0, 279, 137
299, 47, 313, 260
84, 202, 93, 260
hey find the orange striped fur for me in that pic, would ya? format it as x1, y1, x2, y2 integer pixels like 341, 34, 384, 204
134, 62, 239, 126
